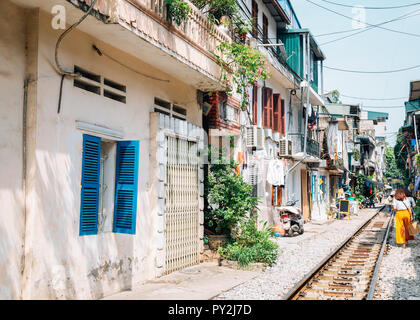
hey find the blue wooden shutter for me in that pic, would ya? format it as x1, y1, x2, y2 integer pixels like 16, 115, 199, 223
113, 140, 139, 234
80, 134, 101, 235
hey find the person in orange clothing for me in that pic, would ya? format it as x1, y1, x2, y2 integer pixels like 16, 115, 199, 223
392, 188, 415, 248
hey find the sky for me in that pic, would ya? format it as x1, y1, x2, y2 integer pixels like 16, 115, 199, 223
290, 0, 420, 146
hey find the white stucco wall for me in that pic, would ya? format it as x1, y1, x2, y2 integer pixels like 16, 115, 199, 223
0, 4, 205, 299
0, 0, 26, 300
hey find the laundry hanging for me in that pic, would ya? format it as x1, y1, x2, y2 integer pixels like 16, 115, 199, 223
267, 159, 286, 186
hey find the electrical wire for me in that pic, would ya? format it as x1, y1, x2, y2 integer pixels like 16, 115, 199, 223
319, 0, 420, 10
57, 75, 65, 114
92, 45, 170, 82
315, 9, 420, 38
320, 11, 420, 45
362, 106, 404, 109
341, 94, 408, 101
304, 0, 420, 39
324, 64, 420, 74
55, 0, 98, 76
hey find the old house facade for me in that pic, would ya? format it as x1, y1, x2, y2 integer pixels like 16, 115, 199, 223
1, 0, 341, 300
231, 0, 327, 224
0, 0, 231, 299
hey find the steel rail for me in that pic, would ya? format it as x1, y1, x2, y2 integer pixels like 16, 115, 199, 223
282, 206, 386, 300
366, 212, 394, 300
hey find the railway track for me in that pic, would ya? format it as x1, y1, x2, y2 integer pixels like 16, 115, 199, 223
282, 206, 392, 300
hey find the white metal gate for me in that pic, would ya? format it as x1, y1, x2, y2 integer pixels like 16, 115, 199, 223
164, 136, 199, 274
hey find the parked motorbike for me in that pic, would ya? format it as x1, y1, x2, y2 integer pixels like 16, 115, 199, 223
362, 198, 375, 208
275, 199, 304, 237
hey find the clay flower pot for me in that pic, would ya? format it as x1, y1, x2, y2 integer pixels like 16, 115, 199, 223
207, 234, 228, 250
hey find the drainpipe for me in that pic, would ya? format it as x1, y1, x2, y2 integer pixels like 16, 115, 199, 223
320, 60, 324, 97
21, 78, 29, 299
414, 115, 419, 155
303, 33, 310, 156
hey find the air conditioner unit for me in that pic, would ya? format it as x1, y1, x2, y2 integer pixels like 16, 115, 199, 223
279, 138, 292, 157
246, 126, 264, 149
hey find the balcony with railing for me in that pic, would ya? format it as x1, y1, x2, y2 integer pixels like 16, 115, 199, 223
288, 133, 320, 158
72, 0, 231, 91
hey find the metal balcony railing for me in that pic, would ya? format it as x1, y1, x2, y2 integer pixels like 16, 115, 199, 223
288, 133, 320, 158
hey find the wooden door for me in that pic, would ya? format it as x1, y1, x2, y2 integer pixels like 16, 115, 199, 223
301, 169, 310, 222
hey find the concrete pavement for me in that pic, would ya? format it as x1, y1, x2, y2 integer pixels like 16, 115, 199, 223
101, 262, 261, 300
101, 208, 380, 300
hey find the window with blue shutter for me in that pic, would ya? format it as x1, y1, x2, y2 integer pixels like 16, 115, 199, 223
113, 140, 139, 234
80, 134, 101, 235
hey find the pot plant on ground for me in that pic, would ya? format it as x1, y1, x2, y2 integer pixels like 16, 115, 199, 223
218, 217, 279, 268
204, 156, 259, 239
204, 152, 279, 267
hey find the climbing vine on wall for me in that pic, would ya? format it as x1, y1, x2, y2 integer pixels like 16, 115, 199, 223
212, 42, 271, 111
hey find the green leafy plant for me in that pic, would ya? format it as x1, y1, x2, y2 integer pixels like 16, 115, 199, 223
415, 153, 420, 168
212, 41, 271, 110
231, 16, 252, 43
355, 194, 366, 203
167, 0, 191, 26
331, 89, 341, 103
204, 154, 260, 235
415, 198, 420, 221
353, 147, 360, 161
352, 173, 367, 202
191, 0, 238, 23
218, 217, 279, 267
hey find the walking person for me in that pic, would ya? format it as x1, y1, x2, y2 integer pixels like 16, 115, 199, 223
378, 192, 383, 204
404, 189, 416, 210
386, 191, 394, 214
392, 188, 415, 249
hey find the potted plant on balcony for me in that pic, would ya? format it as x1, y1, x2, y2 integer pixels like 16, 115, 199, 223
166, 0, 191, 26
231, 17, 251, 44
192, 0, 238, 24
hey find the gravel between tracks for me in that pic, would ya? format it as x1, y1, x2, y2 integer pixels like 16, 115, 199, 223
373, 217, 420, 300
214, 208, 380, 300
